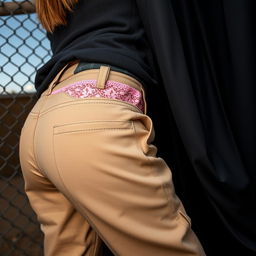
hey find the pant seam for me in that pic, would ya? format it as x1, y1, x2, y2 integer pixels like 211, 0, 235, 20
51, 128, 75, 197
39, 100, 142, 117
132, 118, 176, 216
51, 129, 119, 255
90, 231, 96, 256
71, 201, 119, 256
33, 98, 49, 177
92, 231, 101, 256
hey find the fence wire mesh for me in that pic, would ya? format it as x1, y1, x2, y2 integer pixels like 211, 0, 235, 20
0, 1, 51, 255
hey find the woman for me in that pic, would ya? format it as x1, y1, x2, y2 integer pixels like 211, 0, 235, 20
19, 0, 205, 255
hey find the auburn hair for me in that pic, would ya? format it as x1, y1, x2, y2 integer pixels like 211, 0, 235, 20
36, 0, 79, 33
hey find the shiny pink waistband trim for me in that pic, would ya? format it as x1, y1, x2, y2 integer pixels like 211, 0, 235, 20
50, 79, 145, 113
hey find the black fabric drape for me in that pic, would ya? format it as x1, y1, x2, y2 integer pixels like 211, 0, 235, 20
136, 0, 256, 255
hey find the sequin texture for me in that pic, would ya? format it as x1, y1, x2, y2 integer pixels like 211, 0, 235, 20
51, 79, 145, 113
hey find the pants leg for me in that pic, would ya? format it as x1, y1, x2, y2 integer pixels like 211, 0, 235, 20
28, 94, 205, 256
19, 111, 104, 256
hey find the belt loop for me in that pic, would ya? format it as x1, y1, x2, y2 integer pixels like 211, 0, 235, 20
45, 64, 70, 96
45, 61, 79, 96
96, 65, 110, 89
141, 87, 147, 115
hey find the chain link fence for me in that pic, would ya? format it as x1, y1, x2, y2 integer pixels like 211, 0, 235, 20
0, 1, 51, 254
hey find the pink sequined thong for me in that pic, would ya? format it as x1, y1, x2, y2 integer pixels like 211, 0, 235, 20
51, 79, 145, 113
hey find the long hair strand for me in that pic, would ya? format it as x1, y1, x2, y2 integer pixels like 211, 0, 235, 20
36, 0, 78, 32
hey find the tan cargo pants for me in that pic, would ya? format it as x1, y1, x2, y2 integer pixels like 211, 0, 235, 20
19, 62, 205, 256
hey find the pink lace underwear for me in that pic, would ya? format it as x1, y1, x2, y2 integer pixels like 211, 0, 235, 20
51, 79, 145, 113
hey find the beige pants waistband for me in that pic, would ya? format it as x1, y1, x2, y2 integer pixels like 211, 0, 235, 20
42, 61, 145, 96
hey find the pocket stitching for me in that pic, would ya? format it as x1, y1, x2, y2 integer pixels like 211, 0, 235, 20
40, 100, 141, 117
178, 210, 192, 227
53, 92, 144, 113
53, 120, 133, 135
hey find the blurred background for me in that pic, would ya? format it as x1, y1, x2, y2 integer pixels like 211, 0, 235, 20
0, 1, 51, 255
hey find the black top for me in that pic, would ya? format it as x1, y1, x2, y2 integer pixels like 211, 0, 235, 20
34, 0, 159, 98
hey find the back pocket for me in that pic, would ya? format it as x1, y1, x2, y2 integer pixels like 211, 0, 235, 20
53, 120, 134, 135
